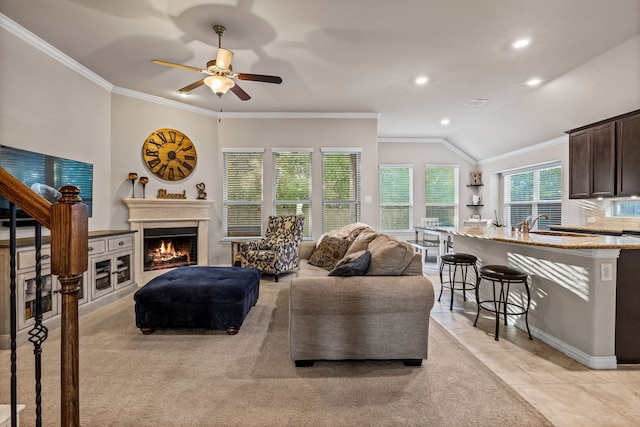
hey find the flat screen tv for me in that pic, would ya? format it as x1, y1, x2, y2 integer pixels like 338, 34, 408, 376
0, 145, 93, 225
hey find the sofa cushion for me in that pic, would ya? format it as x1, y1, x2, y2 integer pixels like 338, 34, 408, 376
328, 250, 371, 276
366, 234, 416, 276
308, 236, 350, 270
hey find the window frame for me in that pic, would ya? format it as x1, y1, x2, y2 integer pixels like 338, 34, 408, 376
379, 164, 413, 232
503, 161, 562, 230
222, 148, 265, 238
320, 148, 362, 233
271, 148, 313, 238
425, 164, 459, 228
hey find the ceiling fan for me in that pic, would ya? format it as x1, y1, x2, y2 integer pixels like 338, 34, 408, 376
151, 25, 282, 101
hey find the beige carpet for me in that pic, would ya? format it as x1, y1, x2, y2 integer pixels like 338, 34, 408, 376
1, 280, 552, 426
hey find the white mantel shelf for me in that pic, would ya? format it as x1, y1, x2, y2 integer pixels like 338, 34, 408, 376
122, 198, 215, 283
123, 198, 215, 221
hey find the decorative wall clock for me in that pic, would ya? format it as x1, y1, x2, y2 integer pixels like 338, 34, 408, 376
142, 128, 197, 181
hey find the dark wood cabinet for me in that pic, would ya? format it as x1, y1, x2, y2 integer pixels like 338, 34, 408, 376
591, 123, 616, 197
615, 249, 640, 363
568, 129, 591, 198
617, 114, 640, 196
568, 110, 640, 199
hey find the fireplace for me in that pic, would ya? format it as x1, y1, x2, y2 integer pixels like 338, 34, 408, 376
143, 227, 197, 271
123, 198, 215, 283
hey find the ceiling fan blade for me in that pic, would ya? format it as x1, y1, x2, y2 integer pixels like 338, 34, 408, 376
230, 84, 251, 101
151, 60, 208, 74
178, 79, 205, 93
237, 73, 283, 84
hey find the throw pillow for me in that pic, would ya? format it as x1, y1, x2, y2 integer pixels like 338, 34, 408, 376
344, 230, 378, 256
308, 236, 350, 270
366, 234, 415, 275
328, 250, 371, 276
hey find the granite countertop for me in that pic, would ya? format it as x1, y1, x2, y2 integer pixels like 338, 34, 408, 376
549, 225, 640, 235
450, 227, 640, 249
0, 229, 135, 248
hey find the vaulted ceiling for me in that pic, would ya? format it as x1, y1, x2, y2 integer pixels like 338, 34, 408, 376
1, 0, 639, 161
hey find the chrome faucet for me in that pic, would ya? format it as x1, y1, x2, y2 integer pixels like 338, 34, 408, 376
517, 214, 549, 234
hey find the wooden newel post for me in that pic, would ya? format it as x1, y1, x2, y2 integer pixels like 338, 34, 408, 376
51, 185, 88, 427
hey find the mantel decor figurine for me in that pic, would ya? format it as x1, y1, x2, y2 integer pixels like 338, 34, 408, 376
196, 182, 207, 200
470, 171, 483, 186
128, 172, 138, 198
157, 189, 187, 199
139, 176, 149, 198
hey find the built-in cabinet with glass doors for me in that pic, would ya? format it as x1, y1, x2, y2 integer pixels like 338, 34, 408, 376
0, 230, 135, 349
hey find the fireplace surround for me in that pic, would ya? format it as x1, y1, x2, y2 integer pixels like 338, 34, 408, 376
123, 198, 215, 282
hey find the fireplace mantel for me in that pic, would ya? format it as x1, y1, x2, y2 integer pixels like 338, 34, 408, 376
123, 198, 215, 283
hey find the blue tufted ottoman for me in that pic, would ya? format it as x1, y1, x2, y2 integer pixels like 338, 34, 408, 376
134, 266, 261, 335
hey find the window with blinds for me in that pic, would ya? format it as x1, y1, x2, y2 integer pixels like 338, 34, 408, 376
379, 165, 413, 231
425, 165, 458, 227
321, 150, 361, 232
272, 150, 312, 238
223, 150, 264, 237
503, 162, 562, 230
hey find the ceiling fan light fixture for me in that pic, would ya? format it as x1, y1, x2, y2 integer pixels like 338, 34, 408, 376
204, 75, 235, 96
216, 48, 234, 70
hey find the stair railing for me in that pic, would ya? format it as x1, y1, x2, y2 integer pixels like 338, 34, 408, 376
0, 166, 88, 427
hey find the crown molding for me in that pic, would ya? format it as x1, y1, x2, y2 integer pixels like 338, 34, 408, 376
218, 112, 380, 120
111, 87, 218, 117
377, 137, 477, 165
1, 13, 113, 91
477, 134, 568, 165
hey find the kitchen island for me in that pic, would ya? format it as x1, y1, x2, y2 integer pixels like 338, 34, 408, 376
450, 227, 640, 369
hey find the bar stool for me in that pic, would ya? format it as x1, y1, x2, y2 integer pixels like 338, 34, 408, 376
474, 265, 532, 341
438, 253, 479, 310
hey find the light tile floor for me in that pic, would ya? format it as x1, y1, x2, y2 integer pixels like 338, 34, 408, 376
425, 266, 640, 427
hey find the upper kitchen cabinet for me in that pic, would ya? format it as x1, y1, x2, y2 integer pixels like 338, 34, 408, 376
617, 114, 640, 197
568, 110, 640, 199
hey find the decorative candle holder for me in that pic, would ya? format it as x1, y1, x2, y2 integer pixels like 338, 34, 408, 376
128, 172, 138, 198
139, 176, 149, 198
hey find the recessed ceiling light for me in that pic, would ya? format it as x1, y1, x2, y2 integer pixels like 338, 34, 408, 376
440, 118, 450, 126
527, 78, 541, 86
178, 92, 190, 97
415, 76, 428, 85
512, 38, 530, 49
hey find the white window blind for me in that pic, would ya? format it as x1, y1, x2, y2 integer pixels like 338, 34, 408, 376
503, 162, 562, 230
425, 165, 458, 227
379, 164, 413, 231
321, 150, 361, 232
223, 150, 263, 237
272, 150, 312, 238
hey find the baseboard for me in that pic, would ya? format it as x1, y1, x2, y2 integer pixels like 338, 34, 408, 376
515, 320, 618, 370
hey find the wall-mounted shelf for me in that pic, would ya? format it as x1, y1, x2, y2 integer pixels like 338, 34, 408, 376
466, 204, 484, 207
466, 184, 484, 188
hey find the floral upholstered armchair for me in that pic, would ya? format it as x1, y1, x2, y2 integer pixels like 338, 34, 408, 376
240, 215, 305, 282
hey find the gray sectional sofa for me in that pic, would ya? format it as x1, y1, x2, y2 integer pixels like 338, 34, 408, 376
289, 226, 435, 367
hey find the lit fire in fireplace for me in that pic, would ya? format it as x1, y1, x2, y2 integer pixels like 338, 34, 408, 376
146, 239, 191, 270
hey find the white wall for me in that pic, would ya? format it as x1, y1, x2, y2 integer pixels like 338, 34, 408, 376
0, 26, 111, 239
218, 117, 378, 243
109, 94, 220, 259
478, 138, 569, 228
